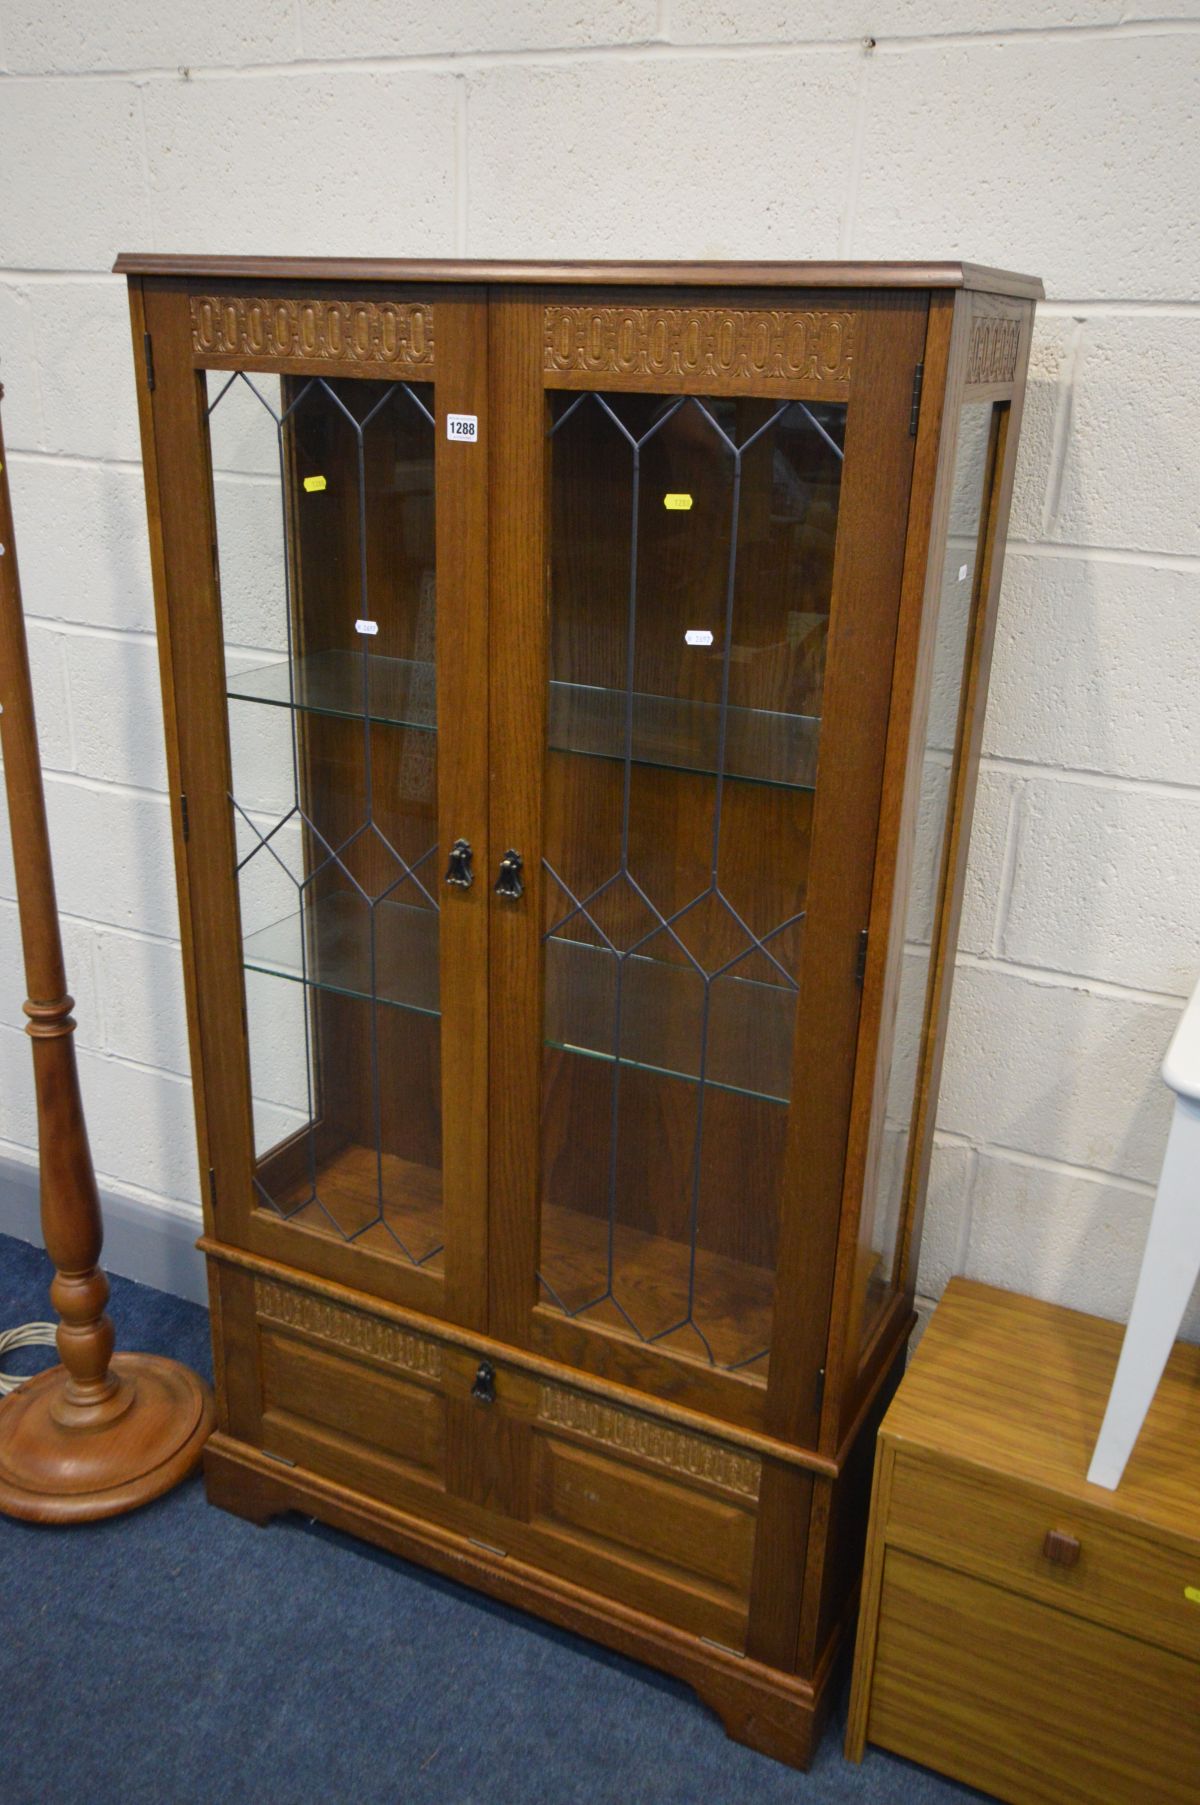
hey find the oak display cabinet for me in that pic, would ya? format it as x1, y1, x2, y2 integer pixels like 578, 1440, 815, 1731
118, 253, 1040, 1768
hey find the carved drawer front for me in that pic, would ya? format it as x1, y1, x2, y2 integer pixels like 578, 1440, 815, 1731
888, 1453, 1200, 1664
871, 1550, 1200, 1805
256, 1280, 450, 1511
526, 1380, 760, 1649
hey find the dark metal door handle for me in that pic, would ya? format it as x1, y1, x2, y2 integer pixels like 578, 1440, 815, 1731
494, 849, 524, 900
445, 837, 473, 889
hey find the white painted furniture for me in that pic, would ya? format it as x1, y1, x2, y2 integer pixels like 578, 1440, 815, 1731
1088, 976, 1200, 1490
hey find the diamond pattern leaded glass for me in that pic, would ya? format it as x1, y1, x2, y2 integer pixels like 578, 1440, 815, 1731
209, 368, 443, 1267
538, 389, 847, 1373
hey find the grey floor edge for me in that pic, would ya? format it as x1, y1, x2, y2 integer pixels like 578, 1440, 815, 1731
0, 1151, 206, 1305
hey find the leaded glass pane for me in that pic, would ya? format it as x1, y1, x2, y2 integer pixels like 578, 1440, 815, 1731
538, 390, 846, 1375
209, 369, 443, 1268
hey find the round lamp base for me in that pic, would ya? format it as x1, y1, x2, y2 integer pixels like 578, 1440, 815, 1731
0, 1352, 215, 1523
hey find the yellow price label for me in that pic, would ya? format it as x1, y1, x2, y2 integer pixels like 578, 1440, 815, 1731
303, 474, 327, 493
664, 493, 693, 511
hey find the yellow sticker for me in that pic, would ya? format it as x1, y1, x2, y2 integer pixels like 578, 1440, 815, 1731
664, 493, 693, 511
303, 474, 327, 493
1186, 1586, 1200, 1606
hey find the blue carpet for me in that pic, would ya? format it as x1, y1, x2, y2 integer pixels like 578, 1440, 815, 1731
0, 1233, 986, 1805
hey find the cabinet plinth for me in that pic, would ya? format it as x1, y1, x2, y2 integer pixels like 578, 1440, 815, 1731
121, 254, 1039, 1768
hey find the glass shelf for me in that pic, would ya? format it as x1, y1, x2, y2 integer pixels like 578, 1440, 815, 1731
228, 649, 437, 731
244, 891, 795, 1104
548, 680, 819, 791
228, 651, 820, 791
243, 891, 441, 1015
544, 937, 795, 1105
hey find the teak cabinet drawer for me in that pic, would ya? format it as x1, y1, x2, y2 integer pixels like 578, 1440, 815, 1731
870, 1549, 1200, 1805
888, 1451, 1200, 1663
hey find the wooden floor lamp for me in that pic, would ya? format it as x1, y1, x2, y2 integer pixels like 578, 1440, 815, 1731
0, 389, 214, 1521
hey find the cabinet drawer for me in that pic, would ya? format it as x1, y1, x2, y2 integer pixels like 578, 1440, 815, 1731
247, 1271, 761, 1645
870, 1549, 1200, 1805
888, 1451, 1200, 1662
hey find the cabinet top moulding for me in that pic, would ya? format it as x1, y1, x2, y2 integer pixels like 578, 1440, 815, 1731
112, 253, 1044, 299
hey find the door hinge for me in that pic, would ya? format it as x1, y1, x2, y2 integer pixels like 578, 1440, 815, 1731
143, 331, 156, 393
814, 1365, 826, 1413
208, 1165, 218, 1211
909, 360, 924, 435
261, 1448, 296, 1468
855, 927, 869, 985
179, 791, 190, 842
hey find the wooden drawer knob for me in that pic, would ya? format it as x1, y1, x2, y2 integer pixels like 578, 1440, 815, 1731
1042, 1528, 1081, 1568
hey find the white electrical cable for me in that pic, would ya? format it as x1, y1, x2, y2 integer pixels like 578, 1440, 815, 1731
0, 1323, 57, 1394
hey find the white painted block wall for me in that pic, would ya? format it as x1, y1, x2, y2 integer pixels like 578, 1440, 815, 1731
1, 1, 1198, 1339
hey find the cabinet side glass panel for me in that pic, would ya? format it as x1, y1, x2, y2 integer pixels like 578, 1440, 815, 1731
539, 390, 846, 1378
856, 399, 998, 1350
208, 369, 444, 1269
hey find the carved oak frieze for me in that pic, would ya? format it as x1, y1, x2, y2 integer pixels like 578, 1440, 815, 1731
256, 1278, 442, 1379
965, 313, 1021, 387
543, 305, 855, 392
191, 296, 435, 371
537, 1382, 761, 1499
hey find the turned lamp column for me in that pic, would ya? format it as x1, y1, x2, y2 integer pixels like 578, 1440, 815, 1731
0, 389, 215, 1522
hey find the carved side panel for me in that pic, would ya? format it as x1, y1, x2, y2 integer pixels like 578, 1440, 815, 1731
543, 305, 855, 395
191, 296, 435, 372
964, 313, 1022, 388
256, 1278, 443, 1379
537, 1382, 762, 1500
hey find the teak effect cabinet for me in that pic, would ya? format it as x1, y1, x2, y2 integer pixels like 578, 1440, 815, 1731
118, 253, 1040, 1768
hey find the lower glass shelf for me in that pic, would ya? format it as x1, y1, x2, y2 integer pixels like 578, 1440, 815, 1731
545, 936, 797, 1105
243, 891, 441, 1016
244, 893, 797, 1105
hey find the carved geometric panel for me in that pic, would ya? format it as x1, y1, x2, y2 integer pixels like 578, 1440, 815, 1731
256, 1278, 443, 1379
191, 295, 435, 371
544, 305, 855, 394
965, 314, 1021, 388
537, 1381, 761, 1499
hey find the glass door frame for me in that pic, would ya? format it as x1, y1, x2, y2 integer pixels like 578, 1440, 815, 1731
138, 277, 491, 1331
486, 286, 930, 1442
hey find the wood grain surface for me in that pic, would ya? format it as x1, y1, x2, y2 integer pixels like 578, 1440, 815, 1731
847, 1278, 1200, 1799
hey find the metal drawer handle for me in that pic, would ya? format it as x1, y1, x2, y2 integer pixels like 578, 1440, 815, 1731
1042, 1528, 1081, 1569
471, 1360, 496, 1405
494, 849, 524, 900
445, 837, 473, 889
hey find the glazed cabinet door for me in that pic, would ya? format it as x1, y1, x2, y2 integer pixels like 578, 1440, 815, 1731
488, 289, 928, 1440
135, 281, 489, 1328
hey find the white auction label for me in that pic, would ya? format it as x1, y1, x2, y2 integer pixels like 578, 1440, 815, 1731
355, 619, 379, 636
685, 629, 714, 646
446, 413, 478, 442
